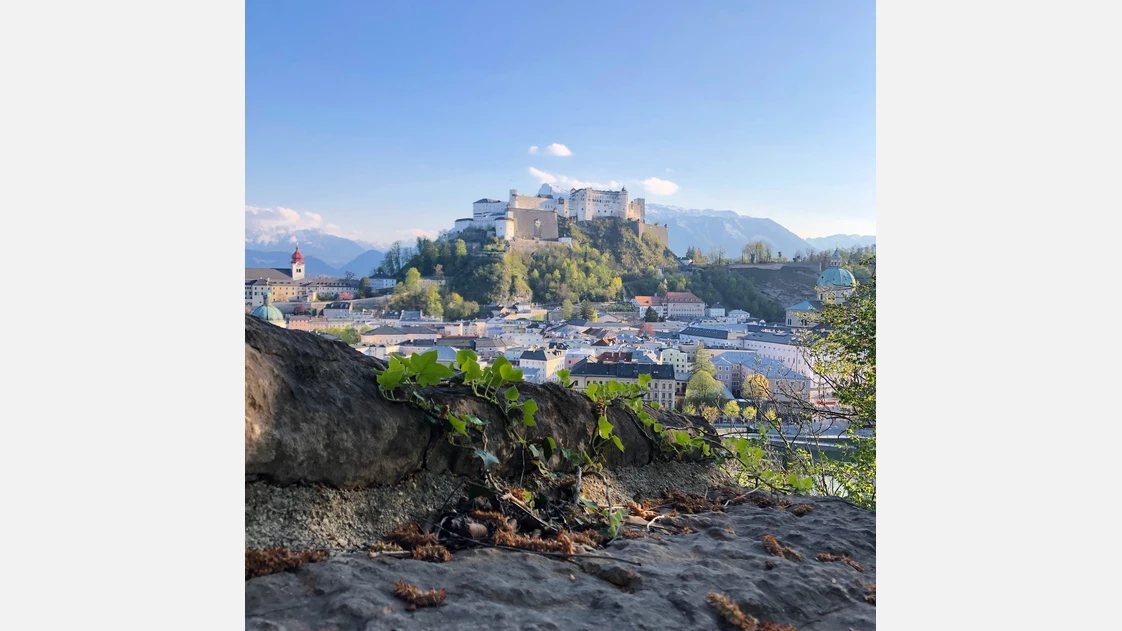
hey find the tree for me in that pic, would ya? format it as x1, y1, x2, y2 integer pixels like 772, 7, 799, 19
325, 327, 360, 345
454, 239, 468, 258
742, 374, 770, 402
560, 299, 574, 321
722, 399, 741, 422
685, 371, 724, 410
580, 300, 594, 320
589, 308, 599, 322
404, 267, 421, 292
638, 322, 655, 336
700, 406, 720, 423
339, 292, 354, 300
645, 307, 660, 322
691, 342, 717, 378
434, 263, 444, 280
358, 276, 372, 298
293, 303, 307, 315
345, 271, 356, 281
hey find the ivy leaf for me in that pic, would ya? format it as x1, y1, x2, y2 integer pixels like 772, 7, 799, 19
528, 444, 541, 459
612, 435, 625, 452
650, 401, 661, 410
474, 449, 499, 471
415, 361, 454, 387
448, 414, 468, 436
556, 369, 571, 387
376, 369, 404, 391
586, 383, 599, 399
638, 373, 651, 387
652, 422, 663, 433
505, 386, 520, 402
543, 437, 556, 460
522, 399, 538, 426
462, 359, 484, 384
462, 414, 485, 427
455, 348, 478, 368
597, 415, 613, 439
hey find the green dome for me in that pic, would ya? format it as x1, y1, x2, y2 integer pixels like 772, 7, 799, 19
817, 266, 856, 288
250, 303, 285, 324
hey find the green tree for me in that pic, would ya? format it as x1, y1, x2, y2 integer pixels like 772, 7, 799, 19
580, 300, 594, 320
404, 267, 421, 292
358, 276, 372, 298
589, 308, 599, 322
645, 307, 660, 322
324, 327, 360, 345
722, 399, 741, 422
560, 299, 574, 321
685, 371, 724, 410
742, 373, 770, 402
691, 342, 717, 378
454, 239, 468, 258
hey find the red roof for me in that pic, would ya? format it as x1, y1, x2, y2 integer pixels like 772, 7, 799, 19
291, 246, 304, 264
664, 291, 704, 303
633, 295, 663, 306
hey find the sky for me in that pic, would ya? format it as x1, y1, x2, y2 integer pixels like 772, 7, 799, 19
246, 1, 875, 248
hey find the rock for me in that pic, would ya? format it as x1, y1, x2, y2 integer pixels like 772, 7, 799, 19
245, 315, 716, 488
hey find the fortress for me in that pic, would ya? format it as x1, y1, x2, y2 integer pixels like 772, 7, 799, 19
453, 183, 665, 246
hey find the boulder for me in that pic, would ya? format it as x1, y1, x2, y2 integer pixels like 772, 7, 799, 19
246, 315, 715, 488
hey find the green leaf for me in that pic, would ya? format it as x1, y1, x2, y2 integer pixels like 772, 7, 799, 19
556, 369, 571, 386
652, 423, 663, 433
376, 369, 404, 391
528, 444, 541, 458
455, 348, 478, 369
474, 449, 499, 471
462, 359, 483, 384
673, 430, 690, 446
505, 386, 520, 401
597, 415, 613, 439
522, 399, 538, 416
586, 383, 599, 399
523, 411, 536, 427
650, 401, 661, 410
543, 437, 556, 460
448, 414, 468, 436
412, 351, 436, 373
462, 414, 485, 427
638, 373, 651, 387
612, 435, 625, 452
416, 361, 455, 387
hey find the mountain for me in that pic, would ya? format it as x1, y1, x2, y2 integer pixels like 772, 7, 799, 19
245, 249, 386, 279
245, 250, 346, 277
804, 234, 876, 251
243, 229, 370, 267
644, 204, 813, 258
338, 250, 386, 277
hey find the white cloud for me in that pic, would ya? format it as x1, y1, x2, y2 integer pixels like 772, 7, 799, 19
529, 167, 621, 191
642, 177, 680, 196
665, 167, 673, 173
528, 143, 572, 156
245, 205, 326, 245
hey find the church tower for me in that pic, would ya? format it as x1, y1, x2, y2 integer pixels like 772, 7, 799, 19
290, 245, 305, 280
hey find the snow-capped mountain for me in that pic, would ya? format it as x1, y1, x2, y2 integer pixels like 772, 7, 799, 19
804, 234, 876, 250
644, 204, 814, 258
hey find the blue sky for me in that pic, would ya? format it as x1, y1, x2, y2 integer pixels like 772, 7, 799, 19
247, 1, 875, 247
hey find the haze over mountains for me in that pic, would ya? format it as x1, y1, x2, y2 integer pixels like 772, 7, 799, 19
243, 208, 874, 278
244, 228, 384, 277
645, 204, 814, 258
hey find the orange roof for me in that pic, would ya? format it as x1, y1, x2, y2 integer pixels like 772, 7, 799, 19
664, 291, 704, 303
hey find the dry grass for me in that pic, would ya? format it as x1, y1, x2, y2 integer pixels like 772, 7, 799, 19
468, 509, 516, 533
412, 544, 453, 563
865, 584, 876, 605
815, 552, 864, 572
789, 504, 814, 517
393, 581, 447, 610
493, 530, 576, 556
245, 548, 328, 580
387, 523, 439, 549
706, 592, 799, 631
627, 500, 659, 520
367, 542, 403, 553
762, 534, 802, 562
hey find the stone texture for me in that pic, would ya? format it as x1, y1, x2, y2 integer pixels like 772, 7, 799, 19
245, 315, 715, 488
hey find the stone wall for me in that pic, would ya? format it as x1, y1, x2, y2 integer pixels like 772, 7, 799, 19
634, 221, 669, 247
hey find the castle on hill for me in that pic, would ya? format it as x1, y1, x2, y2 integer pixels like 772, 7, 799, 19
453, 183, 666, 246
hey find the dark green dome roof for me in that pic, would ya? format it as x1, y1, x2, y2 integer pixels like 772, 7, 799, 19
817, 267, 856, 288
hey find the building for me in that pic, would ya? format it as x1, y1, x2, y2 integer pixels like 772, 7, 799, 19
472, 338, 508, 361
568, 360, 676, 409
567, 186, 645, 222
361, 326, 410, 346
518, 348, 566, 384
785, 249, 857, 327
659, 348, 690, 379
678, 326, 739, 348
369, 274, 397, 290
705, 303, 726, 318
710, 351, 819, 402
245, 245, 359, 307
631, 295, 665, 318
323, 302, 353, 318
249, 285, 286, 327
663, 291, 706, 319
